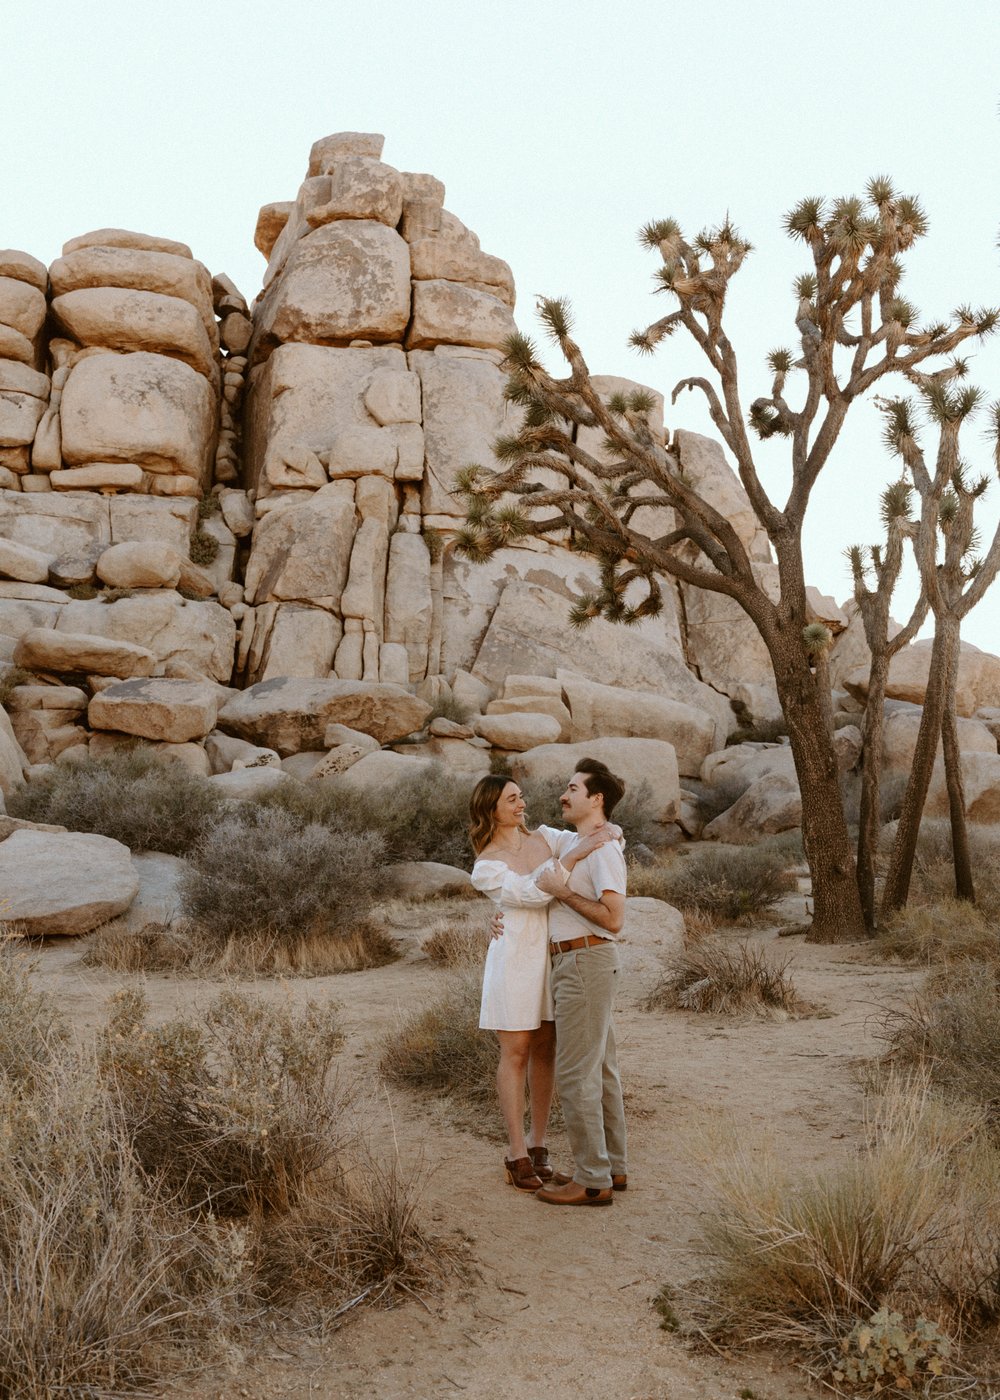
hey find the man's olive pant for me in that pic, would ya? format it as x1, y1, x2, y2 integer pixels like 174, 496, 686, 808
551, 941, 627, 1189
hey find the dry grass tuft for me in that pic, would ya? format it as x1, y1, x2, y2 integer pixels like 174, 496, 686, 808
379, 970, 497, 1113
422, 911, 491, 968
83, 919, 196, 973
644, 935, 802, 1017
878, 961, 1000, 1138
876, 899, 1000, 967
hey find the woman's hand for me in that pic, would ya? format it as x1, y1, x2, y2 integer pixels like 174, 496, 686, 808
489, 911, 504, 940
562, 825, 618, 869
535, 863, 568, 896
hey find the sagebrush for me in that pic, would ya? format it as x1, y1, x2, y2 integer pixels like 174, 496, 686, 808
7, 748, 224, 855
644, 935, 801, 1017
629, 845, 796, 923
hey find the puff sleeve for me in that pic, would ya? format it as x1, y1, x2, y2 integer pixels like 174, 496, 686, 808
470, 859, 558, 909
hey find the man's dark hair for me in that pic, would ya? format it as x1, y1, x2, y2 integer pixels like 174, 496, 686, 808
576, 758, 626, 818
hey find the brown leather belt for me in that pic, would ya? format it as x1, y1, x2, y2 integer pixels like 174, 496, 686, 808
550, 934, 609, 957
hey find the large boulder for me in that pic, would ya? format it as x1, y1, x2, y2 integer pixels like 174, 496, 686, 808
406, 280, 515, 352
50, 289, 217, 379
0, 490, 111, 571
558, 675, 716, 777
59, 351, 216, 483
703, 773, 802, 844
321, 748, 435, 798
56, 594, 236, 683
88, 678, 220, 743
14, 627, 156, 679
49, 246, 216, 337
253, 220, 411, 351
243, 487, 356, 604
0, 706, 28, 797
112, 851, 188, 933
474, 712, 561, 751
510, 737, 681, 823
96, 541, 182, 589
382, 860, 472, 899
216, 676, 431, 755
243, 343, 409, 495
0, 829, 138, 935
845, 640, 1000, 718
618, 896, 686, 980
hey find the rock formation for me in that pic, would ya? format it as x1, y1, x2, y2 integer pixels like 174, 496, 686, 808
2, 129, 1000, 866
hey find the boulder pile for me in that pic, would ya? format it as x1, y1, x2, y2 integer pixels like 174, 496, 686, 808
1, 127, 1000, 904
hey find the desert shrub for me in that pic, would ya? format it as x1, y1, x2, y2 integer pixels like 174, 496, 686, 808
876, 899, 1000, 966
632, 845, 795, 923
189, 529, 219, 564
691, 1086, 959, 1348
259, 1154, 457, 1309
426, 691, 474, 725
422, 910, 492, 967
0, 1063, 247, 1399
879, 962, 1000, 1136
0, 942, 68, 1088
683, 774, 752, 825
831, 1308, 953, 1392
83, 919, 197, 973
66, 582, 99, 599
181, 805, 389, 961
644, 936, 800, 1017
7, 748, 225, 855
100, 585, 136, 602
253, 761, 477, 868
197, 492, 222, 519
100, 986, 345, 1215
379, 970, 498, 1112
0, 664, 35, 709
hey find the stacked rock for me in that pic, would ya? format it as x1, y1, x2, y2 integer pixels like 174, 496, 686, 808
240, 130, 520, 687
40, 228, 221, 499
211, 273, 251, 486
0, 250, 49, 491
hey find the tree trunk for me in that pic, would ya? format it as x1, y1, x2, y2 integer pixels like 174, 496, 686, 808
940, 639, 975, 901
856, 649, 891, 933
881, 618, 958, 915
769, 640, 867, 942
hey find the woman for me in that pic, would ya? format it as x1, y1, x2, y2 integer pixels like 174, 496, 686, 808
469, 774, 614, 1191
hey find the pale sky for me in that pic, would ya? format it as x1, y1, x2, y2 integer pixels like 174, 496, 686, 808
5, 0, 1000, 653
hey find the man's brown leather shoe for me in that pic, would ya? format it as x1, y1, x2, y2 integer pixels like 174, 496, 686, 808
535, 1180, 613, 1206
552, 1170, 627, 1191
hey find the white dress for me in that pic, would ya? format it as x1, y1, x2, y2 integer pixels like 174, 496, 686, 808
472, 826, 579, 1032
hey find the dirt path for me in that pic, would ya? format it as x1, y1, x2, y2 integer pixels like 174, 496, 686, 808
29, 915, 923, 1400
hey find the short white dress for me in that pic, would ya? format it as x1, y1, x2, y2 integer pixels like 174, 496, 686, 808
472, 826, 579, 1032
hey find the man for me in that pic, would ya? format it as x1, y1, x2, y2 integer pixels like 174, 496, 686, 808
533, 758, 628, 1207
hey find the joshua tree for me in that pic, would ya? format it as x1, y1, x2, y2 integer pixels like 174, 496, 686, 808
878, 388, 1000, 914
846, 481, 927, 931
455, 180, 997, 943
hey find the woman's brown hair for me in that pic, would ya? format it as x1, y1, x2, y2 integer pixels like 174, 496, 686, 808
469, 774, 524, 855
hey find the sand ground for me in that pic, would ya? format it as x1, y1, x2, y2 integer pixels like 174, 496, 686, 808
28, 900, 924, 1400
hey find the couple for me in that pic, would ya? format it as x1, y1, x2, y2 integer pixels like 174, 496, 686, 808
469, 759, 627, 1207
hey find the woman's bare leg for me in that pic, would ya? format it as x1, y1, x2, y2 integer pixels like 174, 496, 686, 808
527, 1020, 556, 1149
496, 1029, 532, 1159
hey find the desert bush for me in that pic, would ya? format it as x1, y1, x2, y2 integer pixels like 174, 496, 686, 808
879, 962, 1000, 1136
422, 910, 492, 967
189, 529, 219, 564
0, 942, 68, 1089
181, 805, 389, 962
7, 747, 225, 855
259, 1154, 457, 1309
100, 986, 345, 1215
644, 936, 800, 1017
876, 899, 1000, 966
426, 691, 474, 725
379, 970, 498, 1112
683, 774, 752, 826
0, 1063, 247, 1399
831, 1307, 953, 1392
631, 845, 795, 923
692, 1085, 958, 1347
83, 919, 197, 973
253, 761, 477, 868
0, 664, 35, 710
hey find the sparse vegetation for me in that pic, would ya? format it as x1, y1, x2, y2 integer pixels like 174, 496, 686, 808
197, 492, 222, 519
0, 665, 35, 710
422, 909, 491, 967
253, 761, 478, 867
7, 748, 225, 855
644, 936, 801, 1017
876, 899, 1000, 967
65, 582, 99, 599
0, 955, 451, 1396
426, 691, 474, 726
629, 845, 796, 924
180, 805, 391, 970
379, 970, 498, 1115
189, 530, 220, 565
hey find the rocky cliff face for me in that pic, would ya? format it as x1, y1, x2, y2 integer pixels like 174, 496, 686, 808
3, 129, 998, 810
